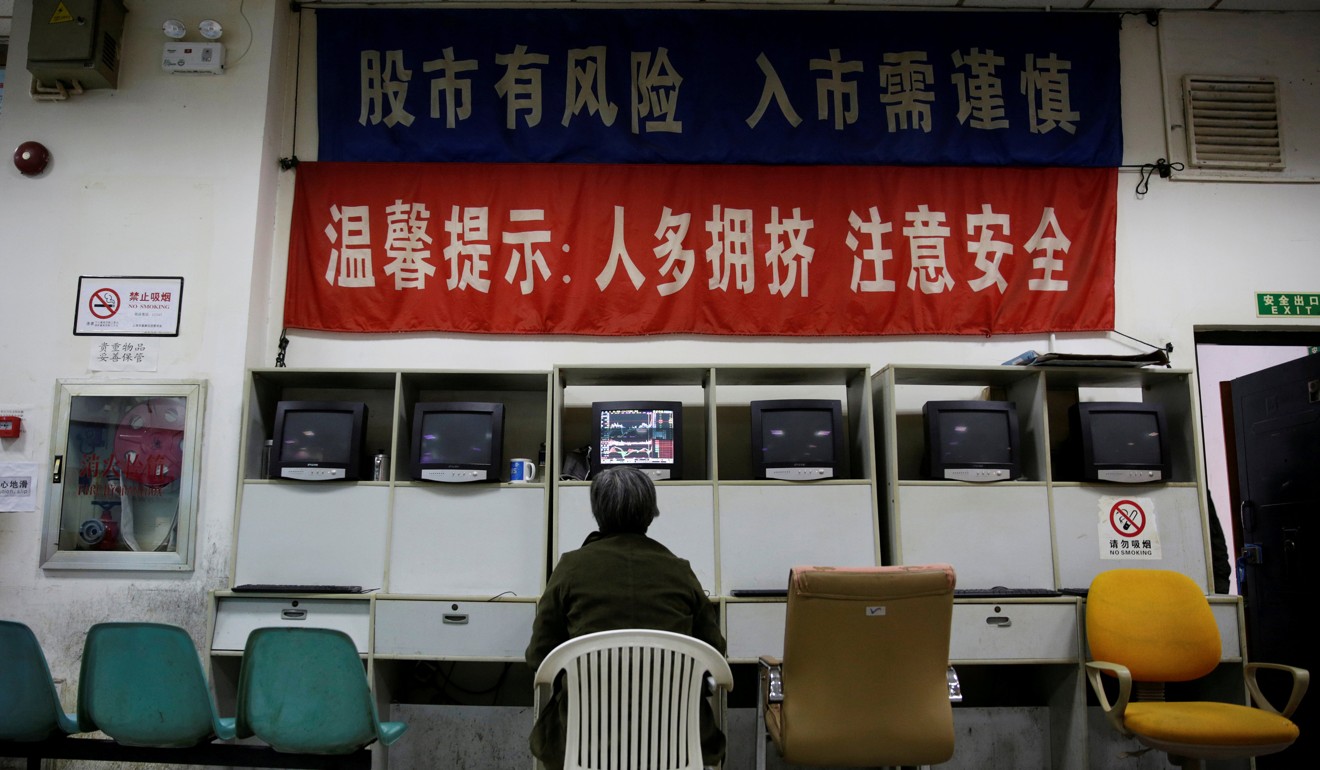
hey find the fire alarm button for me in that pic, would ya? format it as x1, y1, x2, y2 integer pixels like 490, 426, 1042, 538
0, 416, 21, 438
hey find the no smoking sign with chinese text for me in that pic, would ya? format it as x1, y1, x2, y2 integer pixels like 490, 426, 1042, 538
73, 277, 183, 337
1098, 496, 1161, 560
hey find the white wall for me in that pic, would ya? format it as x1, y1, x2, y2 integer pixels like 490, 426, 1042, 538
0, 0, 291, 672
0, 2, 1317, 715
1160, 11, 1320, 181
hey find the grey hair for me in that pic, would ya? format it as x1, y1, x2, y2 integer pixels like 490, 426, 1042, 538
589, 466, 659, 534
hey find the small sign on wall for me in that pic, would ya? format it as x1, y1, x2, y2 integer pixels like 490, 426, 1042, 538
1098, 496, 1162, 560
89, 340, 160, 372
73, 276, 183, 336
0, 462, 39, 513
1256, 292, 1320, 317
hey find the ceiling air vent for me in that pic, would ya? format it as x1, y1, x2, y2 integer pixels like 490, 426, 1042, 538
1183, 76, 1283, 171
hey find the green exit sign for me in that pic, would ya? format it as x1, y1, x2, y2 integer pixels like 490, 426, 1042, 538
1256, 292, 1320, 317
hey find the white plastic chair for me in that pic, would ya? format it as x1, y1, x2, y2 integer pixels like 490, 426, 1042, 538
532, 629, 733, 770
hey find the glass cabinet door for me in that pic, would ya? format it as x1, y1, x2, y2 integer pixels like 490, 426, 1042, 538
42, 380, 206, 571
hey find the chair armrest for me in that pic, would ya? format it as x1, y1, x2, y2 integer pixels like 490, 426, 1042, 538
532, 680, 552, 715
1085, 661, 1133, 737
1245, 662, 1310, 718
758, 656, 783, 703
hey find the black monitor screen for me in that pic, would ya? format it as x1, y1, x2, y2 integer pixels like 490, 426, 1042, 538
419, 412, 495, 465
762, 410, 835, 464
939, 410, 1013, 465
599, 409, 677, 466
280, 411, 355, 464
1090, 411, 1163, 466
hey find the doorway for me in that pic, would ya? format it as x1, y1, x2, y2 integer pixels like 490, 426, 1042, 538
1194, 329, 1315, 593
1194, 327, 1317, 766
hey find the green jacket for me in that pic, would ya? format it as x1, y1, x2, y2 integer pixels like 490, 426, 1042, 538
526, 531, 726, 769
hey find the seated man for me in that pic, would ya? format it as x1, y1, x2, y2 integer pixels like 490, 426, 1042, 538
526, 465, 726, 770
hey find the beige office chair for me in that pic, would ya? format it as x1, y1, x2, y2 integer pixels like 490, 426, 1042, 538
756, 564, 958, 768
1086, 569, 1308, 769
532, 629, 733, 770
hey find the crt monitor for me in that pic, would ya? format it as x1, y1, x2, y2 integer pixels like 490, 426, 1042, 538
1071, 401, 1170, 483
591, 401, 683, 481
410, 401, 505, 483
922, 400, 1021, 482
750, 399, 846, 481
269, 400, 368, 481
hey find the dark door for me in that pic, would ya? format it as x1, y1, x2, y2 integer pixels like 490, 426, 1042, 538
1231, 352, 1318, 765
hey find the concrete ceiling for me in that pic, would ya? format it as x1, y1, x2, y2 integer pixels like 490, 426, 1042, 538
312, 0, 1320, 11
3, 0, 1317, 45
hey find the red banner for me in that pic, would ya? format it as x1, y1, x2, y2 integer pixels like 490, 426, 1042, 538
286, 162, 1115, 337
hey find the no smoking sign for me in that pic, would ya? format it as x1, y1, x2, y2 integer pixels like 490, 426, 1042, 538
89, 288, 121, 319
1098, 495, 1161, 560
74, 276, 183, 337
1109, 499, 1146, 538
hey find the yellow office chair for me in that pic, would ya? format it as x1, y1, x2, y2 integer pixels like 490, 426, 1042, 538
1086, 569, 1309, 769
756, 564, 958, 768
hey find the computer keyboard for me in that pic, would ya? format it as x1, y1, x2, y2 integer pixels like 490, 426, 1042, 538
955, 587, 1062, 598
232, 584, 364, 594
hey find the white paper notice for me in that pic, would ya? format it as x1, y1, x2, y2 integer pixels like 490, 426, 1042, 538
0, 462, 39, 512
89, 340, 160, 371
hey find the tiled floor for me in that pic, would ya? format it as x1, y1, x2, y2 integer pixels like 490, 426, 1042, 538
385, 704, 1260, 769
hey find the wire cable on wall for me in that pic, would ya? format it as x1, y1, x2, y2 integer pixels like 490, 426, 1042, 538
278, 4, 305, 171
1121, 158, 1185, 196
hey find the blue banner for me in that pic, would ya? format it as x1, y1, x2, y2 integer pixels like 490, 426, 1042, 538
316, 8, 1121, 167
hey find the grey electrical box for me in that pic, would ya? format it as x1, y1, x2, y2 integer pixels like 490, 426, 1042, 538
27, 0, 128, 91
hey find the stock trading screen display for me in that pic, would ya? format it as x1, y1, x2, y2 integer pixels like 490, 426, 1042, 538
598, 409, 676, 466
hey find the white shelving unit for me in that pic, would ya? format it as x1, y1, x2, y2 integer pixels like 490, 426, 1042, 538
873, 363, 1213, 592
209, 368, 554, 727
551, 364, 881, 663
871, 363, 1243, 770
213, 365, 883, 667
203, 362, 1258, 769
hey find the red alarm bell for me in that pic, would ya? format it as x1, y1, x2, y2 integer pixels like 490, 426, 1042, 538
14, 141, 51, 177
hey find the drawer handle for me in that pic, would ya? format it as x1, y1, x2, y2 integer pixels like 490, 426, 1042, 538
985, 616, 1012, 628
443, 613, 469, 625
281, 609, 308, 621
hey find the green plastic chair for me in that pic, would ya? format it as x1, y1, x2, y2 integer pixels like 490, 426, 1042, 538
76, 622, 236, 747
0, 620, 80, 742
235, 626, 406, 754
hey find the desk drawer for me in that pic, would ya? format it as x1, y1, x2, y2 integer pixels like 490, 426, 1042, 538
375, 599, 534, 659
951, 601, 1079, 662
212, 596, 370, 653
725, 600, 786, 662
